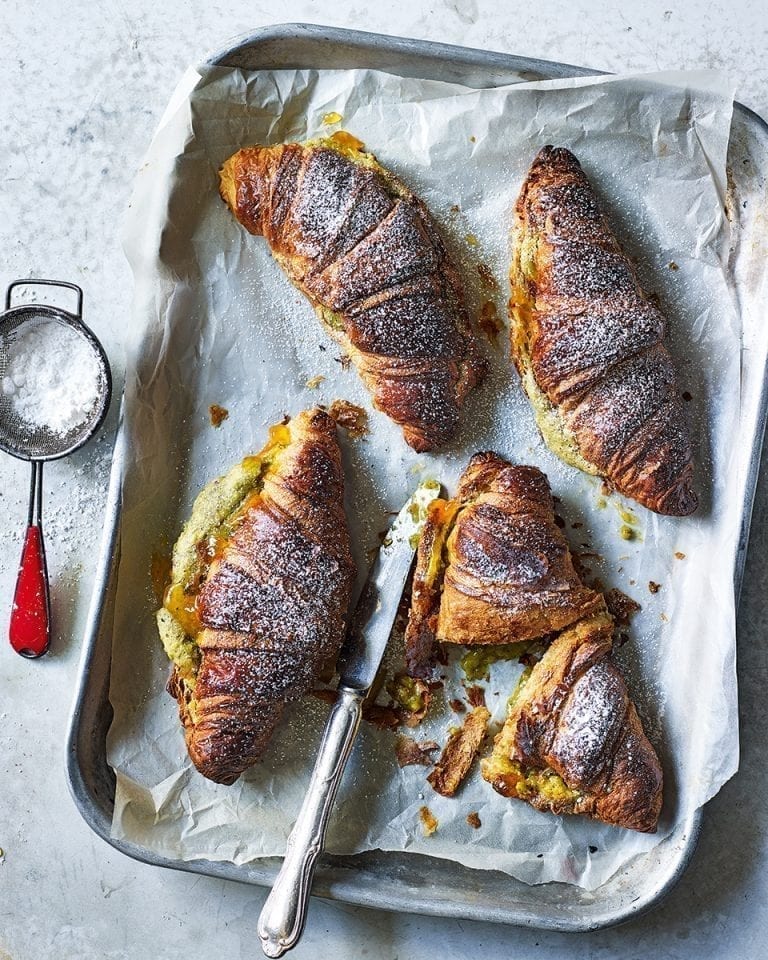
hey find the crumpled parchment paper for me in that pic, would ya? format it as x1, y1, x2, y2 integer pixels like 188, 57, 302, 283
107, 63, 744, 890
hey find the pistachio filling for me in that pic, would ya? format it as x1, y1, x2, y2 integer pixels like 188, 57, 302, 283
460, 642, 531, 683
505, 664, 533, 711
483, 750, 580, 805
407, 478, 441, 549
387, 674, 428, 715
481, 658, 581, 806
514, 763, 580, 803
156, 423, 291, 688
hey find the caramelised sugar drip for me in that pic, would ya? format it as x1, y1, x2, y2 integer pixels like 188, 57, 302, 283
480, 611, 663, 833
161, 409, 355, 784
405, 453, 604, 676
219, 138, 486, 452
510, 145, 697, 516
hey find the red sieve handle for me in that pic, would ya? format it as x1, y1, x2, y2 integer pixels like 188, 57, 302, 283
10, 524, 51, 658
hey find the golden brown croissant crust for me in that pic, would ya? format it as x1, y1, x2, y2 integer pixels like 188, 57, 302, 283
407, 453, 662, 831
405, 452, 603, 675
161, 409, 354, 784
480, 612, 663, 833
510, 145, 696, 516
219, 137, 485, 452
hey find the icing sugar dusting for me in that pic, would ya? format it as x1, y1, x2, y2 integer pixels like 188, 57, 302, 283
2, 319, 103, 436
262, 144, 483, 445
551, 659, 627, 786
519, 146, 695, 508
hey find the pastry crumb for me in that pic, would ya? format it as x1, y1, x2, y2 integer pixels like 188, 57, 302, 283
478, 300, 504, 344
668, 261, 679, 271
449, 698, 466, 714
465, 685, 486, 708
675, 551, 686, 560
208, 404, 229, 427
605, 588, 641, 626
305, 375, 324, 389
362, 703, 401, 730
648, 581, 661, 594
465, 233, 479, 246
682, 391, 692, 401
395, 735, 439, 767
428, 706, 491, 797
328, 399, 369, 438
322, 111, 343, 125
466, 812, 481, 829
419, 805, 438, 836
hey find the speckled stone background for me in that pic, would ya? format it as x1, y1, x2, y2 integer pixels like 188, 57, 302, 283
1, 2, 766, 958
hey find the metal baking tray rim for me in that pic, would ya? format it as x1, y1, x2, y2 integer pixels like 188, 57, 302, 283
64, 22, 768, 932
64, 420, 701, 930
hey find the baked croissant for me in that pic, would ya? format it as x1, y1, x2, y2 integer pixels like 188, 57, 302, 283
219, 135, 486, 452
510, 146, 696, 516
406, 453, 662, 831
480, 611, 663, 833
405, 452, 604, 676
157, 408, 354, 784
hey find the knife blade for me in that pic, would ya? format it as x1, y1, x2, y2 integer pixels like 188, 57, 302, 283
336, 477, 440, 691
257, 479, 440, 958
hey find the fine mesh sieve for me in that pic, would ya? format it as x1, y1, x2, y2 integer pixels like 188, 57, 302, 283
0, 305, 111, 460
0, 279, 112, 658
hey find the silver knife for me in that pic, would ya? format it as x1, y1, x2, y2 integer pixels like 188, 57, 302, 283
257, 480, 439, 958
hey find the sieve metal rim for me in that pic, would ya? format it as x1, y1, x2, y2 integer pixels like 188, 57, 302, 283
0, 304, 113, 463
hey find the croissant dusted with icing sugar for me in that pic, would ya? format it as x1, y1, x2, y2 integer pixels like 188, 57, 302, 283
480, 611, 663, 833
405, 452, 604, 676
510, 145, 697, 516
219, 135, 486, 452
406, 453, 663, 831
157, 408, 354, 784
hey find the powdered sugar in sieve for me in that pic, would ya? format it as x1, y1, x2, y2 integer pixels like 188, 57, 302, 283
2, 319, 103, 436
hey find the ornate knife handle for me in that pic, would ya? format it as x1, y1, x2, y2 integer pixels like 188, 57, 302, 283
258, 685, 364, 957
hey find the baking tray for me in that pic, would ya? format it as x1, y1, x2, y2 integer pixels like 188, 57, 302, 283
65, 23, 768, 931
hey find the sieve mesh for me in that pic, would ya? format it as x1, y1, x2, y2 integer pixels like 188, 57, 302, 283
0, 306, 111, 461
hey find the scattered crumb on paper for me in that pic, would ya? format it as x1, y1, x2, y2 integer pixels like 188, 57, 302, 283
419, 806, 438, 836
208, 403, 228, 427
